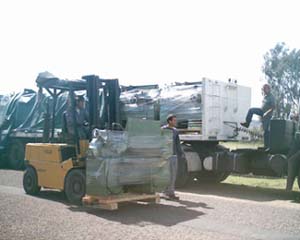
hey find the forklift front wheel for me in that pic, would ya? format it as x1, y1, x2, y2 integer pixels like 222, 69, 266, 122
64, 169, 86, 205
23, 166, 41, 195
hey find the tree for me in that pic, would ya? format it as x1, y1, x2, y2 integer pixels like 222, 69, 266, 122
262, 42, 300, 119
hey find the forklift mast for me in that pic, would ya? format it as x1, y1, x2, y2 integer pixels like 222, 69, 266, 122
36, 72, 121, 148
83, 75, 120, 131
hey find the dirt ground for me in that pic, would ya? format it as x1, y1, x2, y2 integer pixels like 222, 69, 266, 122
1, 169, 300, 240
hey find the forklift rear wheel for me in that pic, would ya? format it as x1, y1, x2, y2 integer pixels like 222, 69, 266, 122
64, 169, 85, 205
23, 166, 41, 195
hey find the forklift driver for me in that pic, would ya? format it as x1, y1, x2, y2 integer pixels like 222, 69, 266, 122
64, 95, 89, 141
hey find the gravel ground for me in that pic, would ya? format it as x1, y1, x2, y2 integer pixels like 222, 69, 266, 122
0, 170, 300, 240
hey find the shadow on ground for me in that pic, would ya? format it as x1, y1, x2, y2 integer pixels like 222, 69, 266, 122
2, 167, 299, 204
35, 190, 68, 204
25, 182, 300, 227
70, 201, 207, 227
178, 181, 300, 203
35, 189, 209, 226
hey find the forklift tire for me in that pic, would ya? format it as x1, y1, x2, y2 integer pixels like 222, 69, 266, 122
64, 169, 86, 205
23, 166, 41, 195
8, 139, 25, 170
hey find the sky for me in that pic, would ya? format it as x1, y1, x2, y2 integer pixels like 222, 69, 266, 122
0, 0, 300, 106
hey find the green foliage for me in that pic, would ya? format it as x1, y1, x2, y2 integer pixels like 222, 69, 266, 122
262, 42, 300, 118
225, 175, 299, 192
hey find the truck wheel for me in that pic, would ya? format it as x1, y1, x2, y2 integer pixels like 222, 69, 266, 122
64, 169, 85, 205
23, 166, 41, 195
8, 139, 25, 170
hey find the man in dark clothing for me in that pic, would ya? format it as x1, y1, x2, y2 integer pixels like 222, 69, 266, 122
162, 114, 185, 200
241, 84, 276, 148
65, 95, 89, 140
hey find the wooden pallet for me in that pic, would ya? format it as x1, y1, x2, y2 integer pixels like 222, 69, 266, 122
82, 193, 160, 210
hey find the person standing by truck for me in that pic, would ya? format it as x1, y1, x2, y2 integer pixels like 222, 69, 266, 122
241, 84, 276, 148
162, 114, 185, 200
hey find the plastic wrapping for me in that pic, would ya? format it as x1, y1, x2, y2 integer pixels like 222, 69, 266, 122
159, 83, 202, 124
0, 89, 68, 151
0, 94, 12, 126
1, 81, 202, 142
120, 83, 202, 125
86, 118, 173, 197
120, 87, 160, 121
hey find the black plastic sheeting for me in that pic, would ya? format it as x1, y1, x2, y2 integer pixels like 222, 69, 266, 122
0, 89, 68, 150
0, 80, 203, 152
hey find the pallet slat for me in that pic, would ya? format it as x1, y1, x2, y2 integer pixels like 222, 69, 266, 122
82, 193, 160, 210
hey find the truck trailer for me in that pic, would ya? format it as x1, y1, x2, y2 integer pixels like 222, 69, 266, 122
0, 75, 250, 172
0, 88, 67, 169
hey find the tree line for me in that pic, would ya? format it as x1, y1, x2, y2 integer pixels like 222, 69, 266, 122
263, 42, 300, 119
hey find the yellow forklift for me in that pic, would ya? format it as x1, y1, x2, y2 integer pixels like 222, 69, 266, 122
23, 72, 120, 204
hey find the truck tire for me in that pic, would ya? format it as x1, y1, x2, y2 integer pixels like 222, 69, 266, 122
8, 139, 25, 170
64, 169, 85, 205
23, 166, 41, 195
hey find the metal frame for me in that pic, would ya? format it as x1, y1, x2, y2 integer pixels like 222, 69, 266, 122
36, 73, 121, 155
